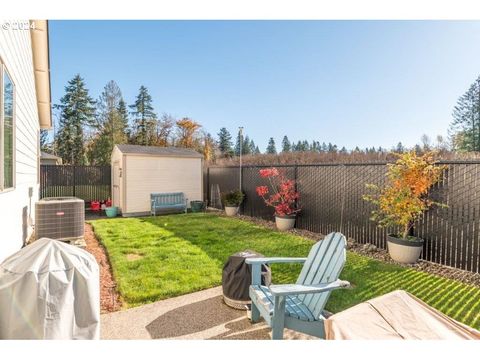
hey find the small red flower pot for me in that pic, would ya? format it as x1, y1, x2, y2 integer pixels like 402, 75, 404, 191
91, 201, 101, 212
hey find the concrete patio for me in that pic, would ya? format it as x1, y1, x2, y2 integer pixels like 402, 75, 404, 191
100, 286, 318, 340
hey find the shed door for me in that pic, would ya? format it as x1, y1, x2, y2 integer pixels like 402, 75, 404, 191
113, 162, 121, 208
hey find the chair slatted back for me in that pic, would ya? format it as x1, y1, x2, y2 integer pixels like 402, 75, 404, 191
296, 232, 347, 319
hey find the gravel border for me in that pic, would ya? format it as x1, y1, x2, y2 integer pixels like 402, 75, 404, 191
224, 213, 480, 288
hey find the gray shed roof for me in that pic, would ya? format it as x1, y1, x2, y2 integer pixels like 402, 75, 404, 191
115, 144, 203, 158
40, 151, 62, 160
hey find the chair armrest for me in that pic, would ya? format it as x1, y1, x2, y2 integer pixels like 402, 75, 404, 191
247, 257, 307, 286
269, 279, 351, 296
245, 257, 307, 265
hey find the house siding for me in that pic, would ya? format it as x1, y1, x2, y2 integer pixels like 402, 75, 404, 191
0, 23, 40, 261
124, 155, 203, 215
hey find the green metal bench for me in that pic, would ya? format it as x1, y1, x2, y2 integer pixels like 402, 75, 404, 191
150, 192, 188, 216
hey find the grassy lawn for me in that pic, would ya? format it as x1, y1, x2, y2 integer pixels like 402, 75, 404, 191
90, 213, 480, 330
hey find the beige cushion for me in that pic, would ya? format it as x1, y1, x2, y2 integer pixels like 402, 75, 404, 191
325, 290, 480, 340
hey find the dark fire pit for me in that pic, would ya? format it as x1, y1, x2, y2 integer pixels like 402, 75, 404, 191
222, 250, 271, 309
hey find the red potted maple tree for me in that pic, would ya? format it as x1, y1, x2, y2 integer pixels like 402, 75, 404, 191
256, 167, 300, 231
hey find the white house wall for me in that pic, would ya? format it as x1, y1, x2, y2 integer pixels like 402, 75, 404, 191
0, 22, 40, 261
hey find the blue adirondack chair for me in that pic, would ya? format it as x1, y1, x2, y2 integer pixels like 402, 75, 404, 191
245, 232, 350, 339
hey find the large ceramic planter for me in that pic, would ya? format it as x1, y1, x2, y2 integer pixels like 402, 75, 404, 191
386, 234, 424, 264
275, 214, 296, 231
225, 206, 239, 216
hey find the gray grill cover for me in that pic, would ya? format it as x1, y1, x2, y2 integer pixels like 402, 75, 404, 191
222, 250, 271, 301
0, 238, 99, 339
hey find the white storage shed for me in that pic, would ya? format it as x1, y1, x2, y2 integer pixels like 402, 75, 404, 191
111, 144, 204, 217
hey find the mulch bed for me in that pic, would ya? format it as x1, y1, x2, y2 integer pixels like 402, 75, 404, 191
84, 224, 122, 313
230, 213, 480, 288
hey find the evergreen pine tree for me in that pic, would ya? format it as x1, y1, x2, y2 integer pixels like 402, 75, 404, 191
118, 98, 130, 140
55, 74, 96, 165
266, 137, 277, 154
281, 135, 291, 152
302, 140, 309, 151
295, 140, 302, 152
217, 127, 233, 157
243, 135, 252, 155
249, 139, 256, 154
450, 76, 480, 152
327, 143, 337, 152
255, 146, 260, 154
129, 85, 157, 145
395, 142, 405, 153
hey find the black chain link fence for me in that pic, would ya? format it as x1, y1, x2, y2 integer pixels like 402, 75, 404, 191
40, 165, 111, 203
206, 162, 480, 273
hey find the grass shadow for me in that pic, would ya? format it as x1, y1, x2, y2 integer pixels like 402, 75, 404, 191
91, 213, 480, 330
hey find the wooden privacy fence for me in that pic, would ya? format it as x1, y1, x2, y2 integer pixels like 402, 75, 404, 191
40, 165, 111, 203
206, 161, 480, 273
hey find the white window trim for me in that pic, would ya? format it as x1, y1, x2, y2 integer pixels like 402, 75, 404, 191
0, 59, 16, 193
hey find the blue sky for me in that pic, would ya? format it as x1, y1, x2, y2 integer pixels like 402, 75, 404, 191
49, 20, 480, 151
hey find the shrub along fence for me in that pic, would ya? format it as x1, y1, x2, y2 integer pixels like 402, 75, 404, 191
206, 161, 480, 273
40, 165, 111, 203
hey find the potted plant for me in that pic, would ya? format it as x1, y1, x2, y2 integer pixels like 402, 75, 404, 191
190, 200, 205, 213
256, 167, 300, 231
105, 206, 118, 218
221, 190, 244, 216
363, 151, 446, 264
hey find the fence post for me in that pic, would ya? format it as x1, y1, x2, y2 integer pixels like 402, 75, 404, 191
206, 167, 210, 207
240, 166, 244, 215
294, 164, 298, 228
72, 165, 76, 198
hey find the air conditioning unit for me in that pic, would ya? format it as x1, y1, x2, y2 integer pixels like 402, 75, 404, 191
35, 197, 85, 245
